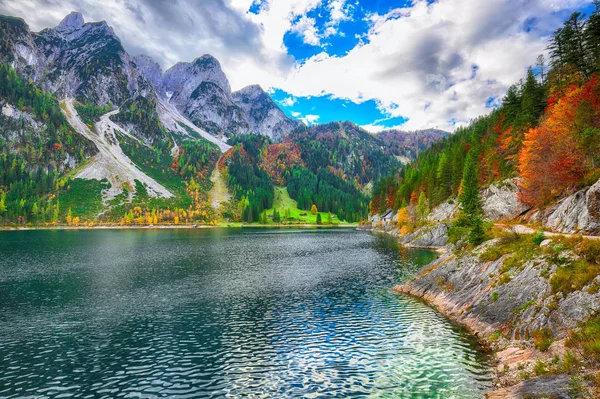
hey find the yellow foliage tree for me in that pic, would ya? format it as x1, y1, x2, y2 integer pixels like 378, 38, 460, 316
397, 208, 408, 226
310, 204, 318, 215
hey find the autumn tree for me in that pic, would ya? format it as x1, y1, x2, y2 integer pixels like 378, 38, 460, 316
310, 204, 318, 215
518, 79, 594, 205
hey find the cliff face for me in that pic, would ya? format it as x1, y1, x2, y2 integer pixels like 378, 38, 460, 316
1, 12, 151, 106
527, 179, 600, 235
133, 54, 300, 141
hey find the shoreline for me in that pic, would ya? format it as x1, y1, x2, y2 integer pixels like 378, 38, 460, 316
0, 223, 359, 232
364, 225, 579, 398
392, 277, 572, 399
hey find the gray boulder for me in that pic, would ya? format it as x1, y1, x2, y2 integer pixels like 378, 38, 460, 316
482, 178, 530, 220
544, 178, 600, 234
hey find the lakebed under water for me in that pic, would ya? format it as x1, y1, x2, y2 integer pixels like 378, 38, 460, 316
0, 228, 492, 398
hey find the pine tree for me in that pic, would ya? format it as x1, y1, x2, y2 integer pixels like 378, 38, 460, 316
459, 151, 481, 219
468, 216, 485, 245
417, 192, 429, 221
316, 213, 322, 225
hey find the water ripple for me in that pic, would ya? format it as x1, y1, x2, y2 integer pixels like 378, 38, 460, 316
0, 229, 492, 398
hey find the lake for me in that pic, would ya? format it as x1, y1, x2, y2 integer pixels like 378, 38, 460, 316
0, 228, 492, 398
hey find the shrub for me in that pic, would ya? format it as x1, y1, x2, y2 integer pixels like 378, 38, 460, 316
561, 350, 580, 372
448, 225, 469, 244
532, 229, 546, 245
579, 239, 600, 265
567, 314, 600, 363
532, 328, 553, 351
533, 360, 549, 376
550, 261, 600, 295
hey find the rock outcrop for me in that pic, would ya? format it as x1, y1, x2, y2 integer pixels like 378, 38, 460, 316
394, 238, 600, 398
400, 223, 449, 248
426, 200, 458, 222
481, 178, 530, 220
531, 178, 600, 234
232, 84, 300, 142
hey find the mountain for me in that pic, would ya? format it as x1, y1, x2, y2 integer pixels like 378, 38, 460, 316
288, 121, 402, 186
376, 128, 449, 163
0, 11, 442, 228
132, 54, 300, 141
232, 84, 301, 142
0, 12, 151, 106
0, 12, 298, 142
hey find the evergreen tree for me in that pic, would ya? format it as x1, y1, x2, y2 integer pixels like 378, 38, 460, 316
417, 191, 429, 221
316, 213, 322, 225
459, 151, 482, 221
468, 216, 485, 245
520, 67, 546, 128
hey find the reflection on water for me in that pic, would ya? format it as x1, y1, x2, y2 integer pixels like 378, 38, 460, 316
0, 228, 491, 398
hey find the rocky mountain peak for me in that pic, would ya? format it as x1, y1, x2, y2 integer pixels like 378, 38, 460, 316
57, 11, 85, 32
133, 54, 163, 90
161, 54, 231, 100
233, 84, 267, 100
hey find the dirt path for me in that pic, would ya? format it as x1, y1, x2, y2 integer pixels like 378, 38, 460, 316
61, 99, 173, 203
208, 157, 231, 210
496, 223, 600, 240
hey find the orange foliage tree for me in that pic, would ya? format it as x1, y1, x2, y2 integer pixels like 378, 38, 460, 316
517, 77, 600, 205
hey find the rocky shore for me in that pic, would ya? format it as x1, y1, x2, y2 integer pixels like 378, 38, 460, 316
393, 240, 600, 398
363, 177, 600, 398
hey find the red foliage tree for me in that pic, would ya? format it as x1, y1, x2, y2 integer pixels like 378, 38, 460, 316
517, 78, 600, 205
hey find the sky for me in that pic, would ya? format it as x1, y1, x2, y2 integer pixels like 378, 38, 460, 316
0, 0, 595, 132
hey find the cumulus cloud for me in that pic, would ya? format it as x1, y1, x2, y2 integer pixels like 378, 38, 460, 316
277, 0, 591, 130
0, 0, 592, 131
299, 114, 320, 125
280, 97, 297, 106
291, 15, 321, 45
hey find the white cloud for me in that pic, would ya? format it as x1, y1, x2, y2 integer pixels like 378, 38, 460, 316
299, 114, 320, 125
291, 15, 321, 45
272, 0, 591, 131
291, 111, 302, 117
0, 0, 591, 131
328, 0, 351, 24
280, 97, 297, 106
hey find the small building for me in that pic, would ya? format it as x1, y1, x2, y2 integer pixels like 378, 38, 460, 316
299, 213, 308, 217
381, 210, 394, 222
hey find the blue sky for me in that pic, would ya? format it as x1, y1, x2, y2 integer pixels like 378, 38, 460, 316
244, 0, 594, 131
2, 0, 595, 132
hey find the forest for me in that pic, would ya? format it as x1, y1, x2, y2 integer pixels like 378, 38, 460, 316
222, 133, 370, 223
0, 64, 96, 224
371, 8, 600, 241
